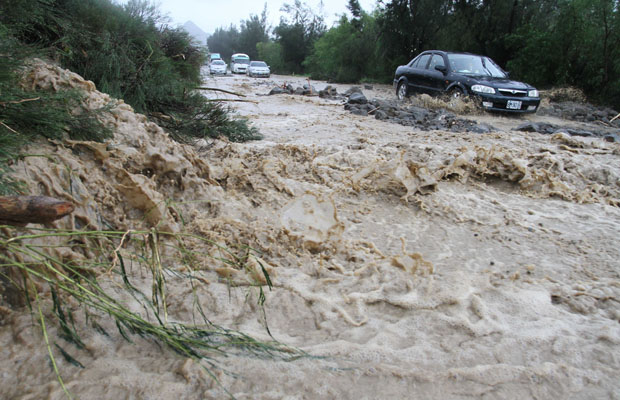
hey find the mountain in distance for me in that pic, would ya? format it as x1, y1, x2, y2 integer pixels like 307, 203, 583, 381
182, 20, 210, 47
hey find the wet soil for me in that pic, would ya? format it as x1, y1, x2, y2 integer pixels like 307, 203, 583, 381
1, 66, 619, 399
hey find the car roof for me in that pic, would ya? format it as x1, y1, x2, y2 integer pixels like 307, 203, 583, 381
421, 50, 484, 57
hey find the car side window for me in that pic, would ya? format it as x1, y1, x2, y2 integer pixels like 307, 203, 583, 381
415, 54, 431, 69
429, 54, 445, 70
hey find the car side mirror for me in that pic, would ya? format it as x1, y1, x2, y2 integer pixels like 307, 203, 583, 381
435, 65, 447, 74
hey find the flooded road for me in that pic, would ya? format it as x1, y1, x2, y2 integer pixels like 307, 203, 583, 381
1, 65, 619, 399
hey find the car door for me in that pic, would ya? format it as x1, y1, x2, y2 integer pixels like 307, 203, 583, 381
405, 53, 431, 94
424, 53, 449, 94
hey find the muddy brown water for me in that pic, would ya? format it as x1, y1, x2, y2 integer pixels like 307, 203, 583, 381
1, 64, 619, 399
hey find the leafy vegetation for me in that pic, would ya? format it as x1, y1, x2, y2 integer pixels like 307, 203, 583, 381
0, 0, 263, 191
0, 0, 261, 146
0, 25, 112, 194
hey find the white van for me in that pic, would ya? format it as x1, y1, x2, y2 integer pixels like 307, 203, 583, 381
231, 53, 250, 74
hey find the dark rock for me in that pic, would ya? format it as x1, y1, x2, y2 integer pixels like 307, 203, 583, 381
408, 106, 429, 122
515, 122, 555, 134
303, 84, 317, 94
604, 134, 619, 142
374, 110, 388, 120
364, 84, 373, 90
345, 86, 363, 96
348, 92, 368, 104
351, 108, 368, 116
294, 87, 304, 95
269, 87, 284, 95
565, 128, 594, 137
514, 122, 539, 132
469, 123, 493, 134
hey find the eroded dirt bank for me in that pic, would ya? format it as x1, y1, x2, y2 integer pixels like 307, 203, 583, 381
1, 66, 619, 399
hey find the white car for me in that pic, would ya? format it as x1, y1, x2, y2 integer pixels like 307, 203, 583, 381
209, 60, 227, 75
247, 61, 270, 78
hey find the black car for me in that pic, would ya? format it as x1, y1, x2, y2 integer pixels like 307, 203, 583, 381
394, 50, 541, 113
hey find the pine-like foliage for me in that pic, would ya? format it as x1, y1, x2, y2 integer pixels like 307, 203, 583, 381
0, 0, 261, 146
0, 25, 112, 194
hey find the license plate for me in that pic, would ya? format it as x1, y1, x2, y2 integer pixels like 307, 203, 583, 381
507, 100, 522, 110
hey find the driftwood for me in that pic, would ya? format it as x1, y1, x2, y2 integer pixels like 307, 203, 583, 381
203, 98, 258, 104
195, 87, 246, 97
0, 196, 75, 226
610, 113, 620, 124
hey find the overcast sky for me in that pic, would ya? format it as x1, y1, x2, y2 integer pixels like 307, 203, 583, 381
116, 0, 378, 34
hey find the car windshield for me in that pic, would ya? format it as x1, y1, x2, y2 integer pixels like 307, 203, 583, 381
212, 60, 225, 65
251, 61, 267, 67
447, 54, 507, 78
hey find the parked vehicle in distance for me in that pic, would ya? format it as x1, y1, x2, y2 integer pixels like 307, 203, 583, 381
209, 59, 227, 75
247, 61, 270, 78
209, 53, 221, 63
230, 53, 250, 74
394, 50, 541, 113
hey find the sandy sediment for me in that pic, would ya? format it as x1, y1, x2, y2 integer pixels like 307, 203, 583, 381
0, 64, 619, 399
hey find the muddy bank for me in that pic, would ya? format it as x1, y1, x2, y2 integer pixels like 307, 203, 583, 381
1, 68, 619, 399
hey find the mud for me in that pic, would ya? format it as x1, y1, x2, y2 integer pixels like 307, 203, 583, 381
1, 65, 619, 399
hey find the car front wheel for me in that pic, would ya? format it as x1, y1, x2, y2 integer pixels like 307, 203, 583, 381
449, 87, 463, 100
397, 81, 408, 100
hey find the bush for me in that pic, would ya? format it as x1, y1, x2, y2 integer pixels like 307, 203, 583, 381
0, 25, 112, 193
0, 0, 260, 146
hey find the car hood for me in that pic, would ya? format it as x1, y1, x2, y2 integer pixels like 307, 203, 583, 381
466, 75, 533, 90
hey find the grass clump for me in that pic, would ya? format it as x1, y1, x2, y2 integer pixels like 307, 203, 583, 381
0, 226, 302, 398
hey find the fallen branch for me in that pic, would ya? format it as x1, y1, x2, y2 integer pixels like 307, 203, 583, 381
204, 98, 258, 104
0, 120, 19, 134
595, 120, 611, 127
0, 196, 75, 226
195, 87, 246, 97
0, 97, 41, 106
368, 106, 381, 115
610, 112, 620, 124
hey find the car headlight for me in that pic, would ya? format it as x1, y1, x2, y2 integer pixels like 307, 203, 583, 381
528, 89, 539, 97
471, 84, 496, 94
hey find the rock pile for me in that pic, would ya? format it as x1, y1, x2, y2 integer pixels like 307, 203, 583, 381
513, 122, 620, 142
269, 83, 320, 96
267, 84, 348, 100
538, 101, 620, 126
344, 93, 496, 133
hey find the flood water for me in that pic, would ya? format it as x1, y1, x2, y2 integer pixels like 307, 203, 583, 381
1, 63, 619, 399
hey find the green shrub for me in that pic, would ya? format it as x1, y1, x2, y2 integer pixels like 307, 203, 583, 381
0, 0, 260, 147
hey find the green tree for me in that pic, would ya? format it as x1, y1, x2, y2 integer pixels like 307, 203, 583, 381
305, 10, 382, 82
257, 41, 285, 72
207, 25, 240, 62
274, 0, 326, 73
375, 0, 449, 75
238, 4, 270, 59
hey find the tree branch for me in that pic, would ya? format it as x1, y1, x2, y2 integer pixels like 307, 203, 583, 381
0, 196, 75, 226
195, 87, 246, 97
